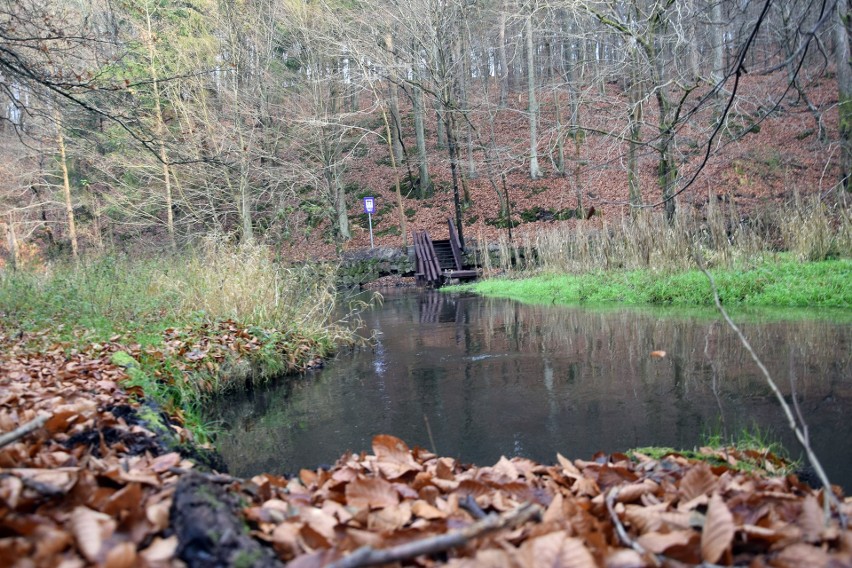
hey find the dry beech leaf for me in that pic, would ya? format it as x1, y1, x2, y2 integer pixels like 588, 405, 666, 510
701, 492, 734, 563
637, 530, 693, 554
70, 506, 115, 562
650, 350, 667, 358
604, 549, 646, 568
798, 494, 825, 542
300, 506, 337, 542
556, 453, 581, 478
493, 456, 520, 481
345, 477, 399, 509
543, 492, 565, 524
372, 434, 420, 478
271, 522, 302, 558
104, 541, 137, 568
411, 499, 446, 520
146, 499, 172, 531
624, 502, 669, 534
367, 500, 412, 531
520, 530, 597, 568
772, 542, 833, 568
679, 462, 716, 502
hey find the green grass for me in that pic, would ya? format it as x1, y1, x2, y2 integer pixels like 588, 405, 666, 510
629, 424, 798, 477
0, 248, 359, 440
449, 258, 851, 311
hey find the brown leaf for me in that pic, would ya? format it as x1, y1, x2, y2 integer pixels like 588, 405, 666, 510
701, 492, 734, 563
771, 542, 833, 568
271, 522, 303, 559
146, 498, 172, 531
637, 530, 694, 554
492, 456, 520, 481
604, 549, 645, 568
345, 477, 399, 509
650, 350, 667, 358
679, 462, 717, 502
373, 434, 421, 479
104, 541, 137, 568
70, 505, 115, 562
411, 499, 446, 520
367, 500, 412, 531
519, 530, 597, 568
798, 494, 825, 542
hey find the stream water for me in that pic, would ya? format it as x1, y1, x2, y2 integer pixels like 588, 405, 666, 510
208, 291, 852, 489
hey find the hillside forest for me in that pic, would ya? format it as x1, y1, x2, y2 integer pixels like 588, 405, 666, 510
1, 0, 850, 265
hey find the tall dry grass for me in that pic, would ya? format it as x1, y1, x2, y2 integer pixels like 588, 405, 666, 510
479, 198, 850, 275
153, 239, 344, 335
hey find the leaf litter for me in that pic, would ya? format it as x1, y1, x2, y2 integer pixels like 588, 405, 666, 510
2, 329, 852, 567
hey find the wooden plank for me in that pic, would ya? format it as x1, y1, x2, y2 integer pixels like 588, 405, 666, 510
447, 218, 464, 270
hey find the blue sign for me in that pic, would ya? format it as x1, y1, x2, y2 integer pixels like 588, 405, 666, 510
363, 196, 375, 214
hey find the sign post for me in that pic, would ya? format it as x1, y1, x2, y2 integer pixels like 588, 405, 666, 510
363, 196, 375, 249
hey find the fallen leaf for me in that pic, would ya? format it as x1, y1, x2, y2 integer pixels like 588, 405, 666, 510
345, 477, 399, 509
70, 506, 115, 562
519, 530, 597, 568
679, 462, 717, 502
104, 541, 136, 568
637, 530, 694, 554
701, 493, 734, 563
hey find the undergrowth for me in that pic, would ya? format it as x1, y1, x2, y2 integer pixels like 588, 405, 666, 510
0, 244, 364, 439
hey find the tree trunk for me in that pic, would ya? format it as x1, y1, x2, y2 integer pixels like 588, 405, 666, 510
146, 6, 176, 251
627, 45, 643, 208
837, 0, 852, 190
413, 81, 432, 198
711, 0, 725, 87
526, 15, 541, 179
435, 100, 446, 149
385, 34, 404, 164
3, 217, 18, 271
55, 107, 79, 260
498, 5, 509, 108
445, 110, 464, 249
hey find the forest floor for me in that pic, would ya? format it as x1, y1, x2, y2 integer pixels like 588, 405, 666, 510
2, 325, 852, 567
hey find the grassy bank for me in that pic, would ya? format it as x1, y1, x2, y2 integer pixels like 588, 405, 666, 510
0, 244, 362, 438
450, 258, 851, 309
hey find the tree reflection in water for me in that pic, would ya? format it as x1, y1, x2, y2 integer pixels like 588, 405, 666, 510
208, 291, 852, 489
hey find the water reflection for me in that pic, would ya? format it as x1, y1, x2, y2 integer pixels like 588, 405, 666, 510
208, 291, 852, 488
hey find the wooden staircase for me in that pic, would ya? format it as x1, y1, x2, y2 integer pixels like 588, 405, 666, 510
413, 218, 478, 287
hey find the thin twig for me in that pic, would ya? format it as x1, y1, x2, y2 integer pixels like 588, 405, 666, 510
326, 502, 542, 568
693, 252, 846, 529
423, 414, 437, 455
459, 494, 487, 520
606, 487, 659, 567
0, 414, 50, 449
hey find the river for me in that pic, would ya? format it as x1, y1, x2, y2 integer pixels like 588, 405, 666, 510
208, 290, 852, 489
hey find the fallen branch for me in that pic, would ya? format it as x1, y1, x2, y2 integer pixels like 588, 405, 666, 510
0, 414, 51, 449
693, 253, 845, 528
326, 502, 542, 568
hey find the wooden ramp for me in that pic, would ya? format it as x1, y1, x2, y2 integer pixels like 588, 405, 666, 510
413, 218, 478, 287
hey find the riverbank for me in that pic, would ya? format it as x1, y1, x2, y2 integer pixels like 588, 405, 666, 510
449, 258, 852, 310
0, 249, 361, 438
3, 259, 852, 565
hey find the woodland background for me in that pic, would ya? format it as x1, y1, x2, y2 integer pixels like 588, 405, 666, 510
0, 0, 849, 265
